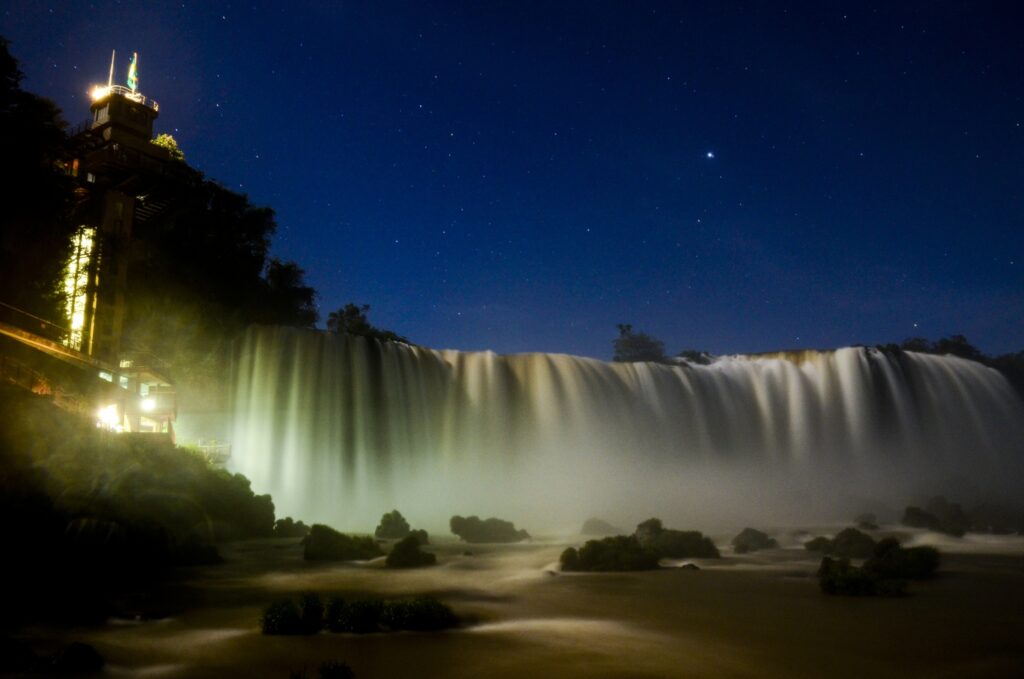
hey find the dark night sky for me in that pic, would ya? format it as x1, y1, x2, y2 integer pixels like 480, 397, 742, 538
3, 1, 1022, 358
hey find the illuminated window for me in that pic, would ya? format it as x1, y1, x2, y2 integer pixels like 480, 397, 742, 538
63, 226, 96, 351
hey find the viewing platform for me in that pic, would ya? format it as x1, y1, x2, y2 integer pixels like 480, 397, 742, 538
89, 84, 159, 111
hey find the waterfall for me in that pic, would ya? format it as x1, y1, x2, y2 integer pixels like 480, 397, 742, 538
227, 327, 1024, 531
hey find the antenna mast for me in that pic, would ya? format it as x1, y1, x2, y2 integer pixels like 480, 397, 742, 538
107, 50, 116, 87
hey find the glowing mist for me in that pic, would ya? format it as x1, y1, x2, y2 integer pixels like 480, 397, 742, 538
227, 327, 1024, 531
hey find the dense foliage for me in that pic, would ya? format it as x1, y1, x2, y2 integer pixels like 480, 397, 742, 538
303, 524, 383, 561
0, 384, 275, 624
265, 595, 458, 635
561, 518, 720, 571
125, 178, 318, 399
803, 528, 876, 559
612, 324, 667, 363
634, 518, 720, 558
385, 534, 437, 568
450, 515, 530, 543
731, 528, 778, 554
863, 538, 940, 580
327, 303, 409, 344
817, 557, 907, 597
818, 538, 939, 597
560, 535, 660, 572
374, 509, 411, 539
0, 38, 75, 325
274, 516, 311, 538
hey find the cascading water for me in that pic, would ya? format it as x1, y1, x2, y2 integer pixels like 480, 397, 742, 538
227, 327, 1024, 531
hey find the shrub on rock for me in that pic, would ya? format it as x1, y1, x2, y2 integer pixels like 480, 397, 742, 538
731, 528, 778, 554
635, 518, 720, 558
324, 596, 456, 634
262, 600, 304, 635
274, 517, 311, 538
817, 557, 906, 597
560, 535, 660, 572
829, 527, 876, 559
863, 538, 940, 580
804, 536, 833, 553
450, 515, 529, 543
325, 598, 382, 634
385, 535, 437, 568
380, 597, 459, 631
303, 525, 383, 561
374, 510, 411, 540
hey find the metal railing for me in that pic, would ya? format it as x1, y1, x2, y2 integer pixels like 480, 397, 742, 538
93, 85, 159, 111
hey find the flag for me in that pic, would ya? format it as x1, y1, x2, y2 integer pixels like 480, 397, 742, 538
127, 52, 138, 91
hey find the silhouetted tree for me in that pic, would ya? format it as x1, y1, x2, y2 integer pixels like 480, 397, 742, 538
0, 37, 75, 324
326, 303, 408, 344
612, 324, 666, 363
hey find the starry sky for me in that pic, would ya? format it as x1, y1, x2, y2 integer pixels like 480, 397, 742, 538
3, 1, 1022, 358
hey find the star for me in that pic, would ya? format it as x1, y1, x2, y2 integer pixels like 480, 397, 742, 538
706, 151, 715, 159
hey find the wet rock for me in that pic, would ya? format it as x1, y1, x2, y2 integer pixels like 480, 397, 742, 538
450, 515, 529, 543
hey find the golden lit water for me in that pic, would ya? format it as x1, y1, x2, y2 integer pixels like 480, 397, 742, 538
26, 533, 1024, 678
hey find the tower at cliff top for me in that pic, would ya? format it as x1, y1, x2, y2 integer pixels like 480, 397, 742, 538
59, 51, 183, 436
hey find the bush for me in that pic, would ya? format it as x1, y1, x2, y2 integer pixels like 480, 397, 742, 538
326, 598, 383, 634
410, 528, 429, 545
731, 528, 778, 554
374, 510, 411, 540
634, 519, 720, 558
380, 597, 459, 631
863, 538, 940, 580
804, 536, 833, 553
449, 515, 529, 543
385, 535, 437, 569
560, 535, 660, 572
262, 600, 304, 635
303, 525, 383, 561
325, 597, 347, 633
817, 557, 906, 597
299, 592, 324, 634
324, 596, 457, 634
274, 517, 311, 538
829, 528, 876, 558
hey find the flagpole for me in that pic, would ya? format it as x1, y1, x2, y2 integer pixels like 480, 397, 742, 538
107, 50, 115, 87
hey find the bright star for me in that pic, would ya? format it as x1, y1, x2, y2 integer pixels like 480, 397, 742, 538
706, 151, 715, 159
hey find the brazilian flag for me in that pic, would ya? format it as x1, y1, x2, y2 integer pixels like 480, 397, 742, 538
127, 52, 138, 91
